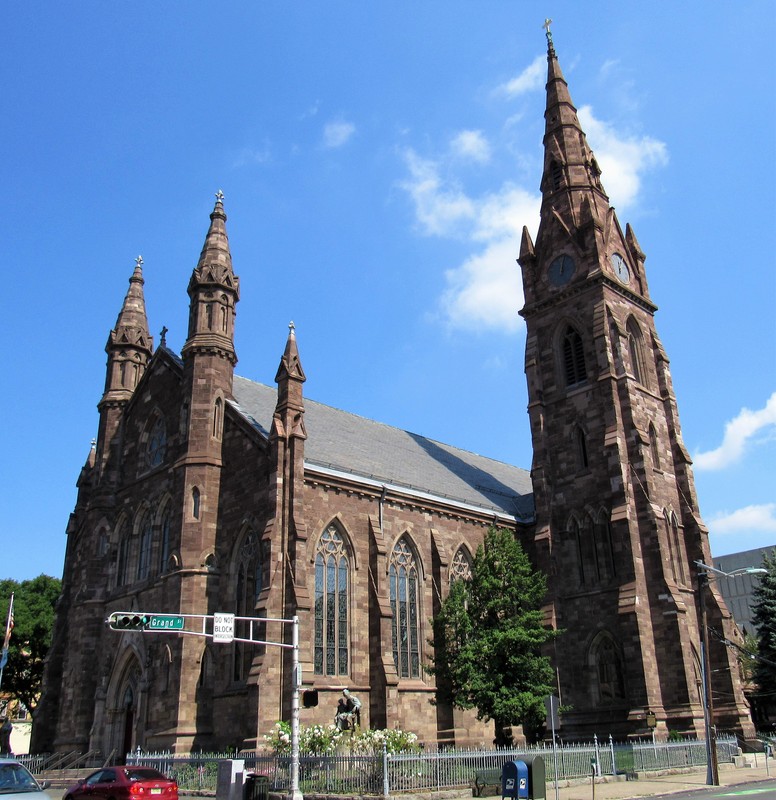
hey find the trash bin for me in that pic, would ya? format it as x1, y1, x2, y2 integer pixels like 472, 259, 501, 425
243, 773, 269, 800
502, 760, 529, 800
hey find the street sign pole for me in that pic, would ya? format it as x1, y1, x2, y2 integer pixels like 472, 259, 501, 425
290, 616, 302, 800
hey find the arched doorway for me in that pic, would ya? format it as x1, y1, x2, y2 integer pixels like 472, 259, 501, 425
121, 685, 135, 763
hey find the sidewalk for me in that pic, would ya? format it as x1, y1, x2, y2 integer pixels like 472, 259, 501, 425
550, 761, 776, 800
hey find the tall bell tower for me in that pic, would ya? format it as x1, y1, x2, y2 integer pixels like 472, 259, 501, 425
518, 26, 754, 739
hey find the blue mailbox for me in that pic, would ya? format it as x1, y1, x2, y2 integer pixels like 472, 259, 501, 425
502, 760, 529, 800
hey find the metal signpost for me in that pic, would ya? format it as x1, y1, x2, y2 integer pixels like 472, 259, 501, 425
693, 560, 766, 786
107, 610, 303, 800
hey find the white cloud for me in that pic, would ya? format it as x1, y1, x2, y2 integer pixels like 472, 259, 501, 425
441, 238, 524, 332
496, 55, 545, 97
400, 149, 539, 332
450, 130, 491, 164
399, 150, 475, 237
399, 71, 668, 334
323, 120, 355, 149
232, 143, 272, 167
578, 105, 668, 210
694, 392, 776, 470
707, 503, 776, 534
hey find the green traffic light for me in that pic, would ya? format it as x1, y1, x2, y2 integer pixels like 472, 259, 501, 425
108, 612, 151, 630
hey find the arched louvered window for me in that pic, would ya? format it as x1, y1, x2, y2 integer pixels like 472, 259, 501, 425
562, 326, 587, 386
649, 424, 660, 470
550, 159, 563, 190
314, 525, 350, 676
390, 537, 421, 679
450, 547, 472, 583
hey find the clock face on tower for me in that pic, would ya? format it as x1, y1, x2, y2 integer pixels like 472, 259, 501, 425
548, 254, 576, 286
611, 253, 630, 285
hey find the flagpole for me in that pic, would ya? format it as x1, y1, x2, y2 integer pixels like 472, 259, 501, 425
0, 592, 14, 691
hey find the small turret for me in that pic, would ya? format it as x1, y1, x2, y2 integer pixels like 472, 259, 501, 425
96, 257, 153, 476
182, 191, 240, 376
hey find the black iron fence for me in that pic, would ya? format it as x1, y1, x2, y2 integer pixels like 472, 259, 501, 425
126, 734, 739, 795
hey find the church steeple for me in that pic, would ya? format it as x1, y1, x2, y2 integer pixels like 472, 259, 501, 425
182, 190, 240, 371
539, 24, 609, 226
517, 25, 754, 743
96, 256, 153, 477
100, 256, 153, 406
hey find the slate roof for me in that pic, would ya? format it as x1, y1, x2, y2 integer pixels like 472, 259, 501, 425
231, 375, 534, 521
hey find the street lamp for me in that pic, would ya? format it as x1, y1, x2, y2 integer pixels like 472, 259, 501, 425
695, 560, 766, 786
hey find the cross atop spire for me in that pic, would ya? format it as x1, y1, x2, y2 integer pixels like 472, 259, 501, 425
543, 18, 555, 55
215, 189, 224, 206
135, 255, 143, 269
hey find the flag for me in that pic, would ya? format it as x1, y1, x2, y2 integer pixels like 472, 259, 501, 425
0, 593, 14, 670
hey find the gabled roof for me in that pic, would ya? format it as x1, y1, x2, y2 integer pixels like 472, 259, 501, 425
231, 375, 534, 521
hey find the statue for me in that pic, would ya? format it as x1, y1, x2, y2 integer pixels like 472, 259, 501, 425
334, 689, 361, 731
0, 718, 12, 755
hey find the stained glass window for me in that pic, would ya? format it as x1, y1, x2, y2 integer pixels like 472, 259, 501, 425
147, 417, 167, 468
314, 525, 349, 675
450, 548, 472, 583
233, 530, 263, 682
137, 513, 152, 581
389, 537, 420, 678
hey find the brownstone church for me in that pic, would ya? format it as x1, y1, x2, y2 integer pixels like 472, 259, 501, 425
34, 35, 755, 755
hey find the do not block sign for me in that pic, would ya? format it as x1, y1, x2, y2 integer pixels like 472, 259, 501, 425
213, 612, 235, 643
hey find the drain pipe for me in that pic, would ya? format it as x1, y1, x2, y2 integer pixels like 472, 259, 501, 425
379, 485, 388, 530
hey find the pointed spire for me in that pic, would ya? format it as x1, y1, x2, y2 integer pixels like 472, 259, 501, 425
274, 322, 307, 441
183, 191, 240, 364
113, 255, 152, 342
195, 189, 234, 278
540, 30, 609, 212
101, 256, 153, 402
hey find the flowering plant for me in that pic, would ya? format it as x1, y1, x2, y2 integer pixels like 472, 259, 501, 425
264, 722, 420, 755
264, 721, 343, 755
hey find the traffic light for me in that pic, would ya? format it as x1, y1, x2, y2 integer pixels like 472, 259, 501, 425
108, 612, 152, 631
302, 690, 319, 708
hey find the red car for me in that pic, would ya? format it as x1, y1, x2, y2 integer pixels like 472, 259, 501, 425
63, 767, 178, 800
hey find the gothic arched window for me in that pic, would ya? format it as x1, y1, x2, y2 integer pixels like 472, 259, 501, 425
147, 416, 167, 468
575, 426, 589, 469
627, 318, 647, 386
159, 505, 171, 575
136, 512, 153, 581
569, 517, 585, 586
649, 423, 660, 470
593, 513, 615, 582
314, 525, 350, 676
213, 397, 223, 440
233, 530, 263, 682
116, 524, 129, 588
591, 634, 625, 703
450, 547, 472, 583
389, 537, 421, 679
192, 487, 201, 520
562, 326, 587, 386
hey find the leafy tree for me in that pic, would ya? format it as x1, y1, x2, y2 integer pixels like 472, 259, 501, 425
428, 527, 559, 746
751, 550, 776, 698
0, 575, 61, 714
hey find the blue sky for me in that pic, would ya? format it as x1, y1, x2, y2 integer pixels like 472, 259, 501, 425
3, 2, 775, 582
